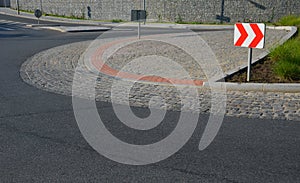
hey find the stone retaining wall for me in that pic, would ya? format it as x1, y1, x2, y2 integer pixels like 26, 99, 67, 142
0, 0, 10, 7
10, 0, 300, 23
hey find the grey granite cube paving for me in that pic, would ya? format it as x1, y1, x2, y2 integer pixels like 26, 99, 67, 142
20, 29, 299, 121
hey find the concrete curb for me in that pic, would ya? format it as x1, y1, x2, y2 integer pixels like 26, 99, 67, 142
203, 82, 300, 93
26, 24, 60, 27
116, 22, 234, 30
38, 26, 111, 32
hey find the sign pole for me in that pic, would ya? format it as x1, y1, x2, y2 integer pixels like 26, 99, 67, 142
143, 0, 146, 25
16, 0, 20, 15
131, 10, 146, 39
34, 9, 42, 24
138, 21, 141, 39
247, 48, 253, 82
40, 0, 43, 14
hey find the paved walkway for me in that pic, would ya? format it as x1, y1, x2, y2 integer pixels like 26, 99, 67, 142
20, 29, 300, 121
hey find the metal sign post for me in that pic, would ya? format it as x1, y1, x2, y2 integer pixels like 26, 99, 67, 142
40, 0, 43, 14
247, 48, 253, 82
131, 10, 146, 39
34, 9, 42, 24
16, 0, 20, 15
138, 21, 141, 39
143, 0, 146, 25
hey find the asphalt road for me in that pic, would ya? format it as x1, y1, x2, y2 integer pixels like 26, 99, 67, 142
0, 14, 299, 182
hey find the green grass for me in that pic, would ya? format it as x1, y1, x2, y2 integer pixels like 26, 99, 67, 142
276, 15, 300, 27
269, 15, 300, 81
270, 39, 300, 81
44, 13, 85, 20
19, 9, 34, 14
111, 19, 124, 23
175, 21, 203, 24
15, 8, 85, 20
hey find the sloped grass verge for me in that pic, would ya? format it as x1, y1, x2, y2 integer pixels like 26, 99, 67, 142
270, 15, 300, 81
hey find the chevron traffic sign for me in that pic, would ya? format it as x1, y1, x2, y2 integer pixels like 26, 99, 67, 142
234, 23, 265, 49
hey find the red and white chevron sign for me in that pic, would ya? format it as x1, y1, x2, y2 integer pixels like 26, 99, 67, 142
234, 23, 266, 49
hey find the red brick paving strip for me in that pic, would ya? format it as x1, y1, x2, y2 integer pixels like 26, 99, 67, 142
91, 38, 205, 86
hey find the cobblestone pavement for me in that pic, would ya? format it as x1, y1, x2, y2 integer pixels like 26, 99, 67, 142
94, 29, 287, 79
20, 29, 300, 121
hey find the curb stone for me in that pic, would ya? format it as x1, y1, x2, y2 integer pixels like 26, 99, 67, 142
204, 82, 300, 93
38, 26, 111, 32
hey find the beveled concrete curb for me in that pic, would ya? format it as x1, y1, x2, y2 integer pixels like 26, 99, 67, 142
204, 82, 300, 93
38, 26, 111, 32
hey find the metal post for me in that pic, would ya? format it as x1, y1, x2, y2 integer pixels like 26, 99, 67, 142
247, 48, 253, 82
40, 0, 43, 14
16, 0, 20, 15
138, 21, 141, 39
220, 0, 225, 24
143, 0, 146, 25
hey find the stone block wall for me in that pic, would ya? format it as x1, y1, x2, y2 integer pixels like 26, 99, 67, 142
0, 0, 11, 7
10, 0, 300, 23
